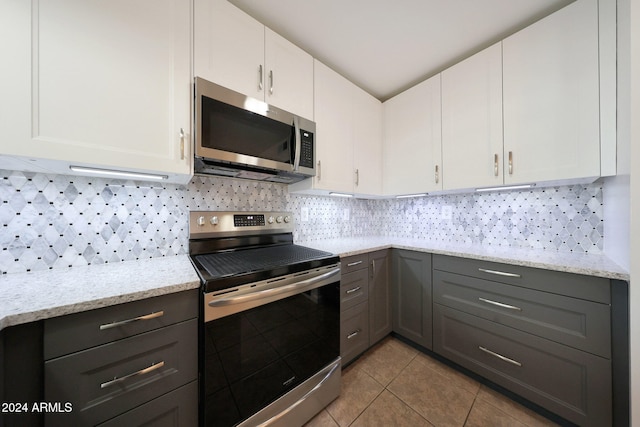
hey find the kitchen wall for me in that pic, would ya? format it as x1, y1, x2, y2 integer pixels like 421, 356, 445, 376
0, 168, 604, 275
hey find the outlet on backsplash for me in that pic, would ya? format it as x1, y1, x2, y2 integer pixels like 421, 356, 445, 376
342, 208, 350, 221
300, 207, 309, 222
441, 205, 453, 221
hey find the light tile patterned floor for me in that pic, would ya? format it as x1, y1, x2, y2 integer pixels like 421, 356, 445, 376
305, 336, 561, 427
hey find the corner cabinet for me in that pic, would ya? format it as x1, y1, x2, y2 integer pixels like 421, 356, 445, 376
391, 250, 432, 350
289, 60, 383, 197
0, 0, 193, 184
194, 0, 313, 120
383, 74, 442, 196
502, 0, 601, 184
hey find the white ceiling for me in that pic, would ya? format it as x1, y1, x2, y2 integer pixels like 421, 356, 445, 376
228, 0, 574, 101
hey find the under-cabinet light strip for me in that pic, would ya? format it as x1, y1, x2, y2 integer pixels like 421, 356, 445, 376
475, 184, 534, 193
69, 166, 168, 181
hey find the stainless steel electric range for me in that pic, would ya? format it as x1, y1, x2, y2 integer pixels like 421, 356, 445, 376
188, 211, 341, 427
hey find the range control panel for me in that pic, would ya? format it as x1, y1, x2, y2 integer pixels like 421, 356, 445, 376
189, 211, 294, 238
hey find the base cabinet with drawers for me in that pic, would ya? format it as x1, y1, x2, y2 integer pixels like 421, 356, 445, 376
432, 255, 613, 427
43, 290, 199, 426
340, 250, 391, 365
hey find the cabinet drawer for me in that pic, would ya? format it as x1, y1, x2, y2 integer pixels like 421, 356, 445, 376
45, 319, 198, 426
97, 381, 198, 427
340, 269, 369, 310
45, 289, 198, 359
433, 304, 611, 427
434, 270, 611, 358
341, 254, 369, 274
433, 254, 610, 304
341, 302, 369, 365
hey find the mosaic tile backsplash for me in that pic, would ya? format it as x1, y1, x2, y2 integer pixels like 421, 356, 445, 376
0, 169, 604, 274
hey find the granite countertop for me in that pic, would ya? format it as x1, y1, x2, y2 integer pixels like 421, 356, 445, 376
0, 255, 200, 331
299, 237, 630, 281
1, 238, 629, 332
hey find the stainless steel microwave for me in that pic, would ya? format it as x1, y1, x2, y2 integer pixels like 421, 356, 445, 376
194, 77, 316, 183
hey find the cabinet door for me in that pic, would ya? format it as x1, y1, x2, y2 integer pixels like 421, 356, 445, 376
312, 60, 354, 193
0, 0, 192, 183
353, 86, 383, 196
383, 74, 442, 196
392, 250, 432, 349
442, 43, 503, 190
194, 0, 264, 101
369, 250, 391, 345
503, 0, 600, 184
264, 28, 314, 120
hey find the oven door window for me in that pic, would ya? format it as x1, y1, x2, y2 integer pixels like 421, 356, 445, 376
203, 282, 339, 427
201, 96, 294, 165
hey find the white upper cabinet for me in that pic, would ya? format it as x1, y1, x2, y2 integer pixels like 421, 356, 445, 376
0, 0, 192, 183
353, 85, 383, 196
383, 74, 443, 196
311, 60, 354, 193
503, 0, 600, 184
441, 43, 503, 191
289, 60, 382, 196
194, 0, 314, 120
194, 0, 264, 101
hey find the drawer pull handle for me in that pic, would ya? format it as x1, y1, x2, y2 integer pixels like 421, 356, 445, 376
347, 260, 363, 267
100, 361, 165, 389
478, 346, 522, 367
347, 329, 361, 340
478, 297, 522, 311
99, 311, 165, 330
346, 286, 361, 294
478, 268, 521, 278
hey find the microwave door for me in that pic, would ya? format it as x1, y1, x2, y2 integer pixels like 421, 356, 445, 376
199, 96, 294, 170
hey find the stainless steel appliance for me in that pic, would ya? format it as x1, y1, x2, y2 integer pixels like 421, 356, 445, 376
189, 211, 341, 427
194, 78, 316, 183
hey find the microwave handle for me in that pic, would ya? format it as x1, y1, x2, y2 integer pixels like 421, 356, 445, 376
293, 116, 301, 171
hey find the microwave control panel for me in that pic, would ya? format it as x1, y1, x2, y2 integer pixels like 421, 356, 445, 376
299, 130, 314, 169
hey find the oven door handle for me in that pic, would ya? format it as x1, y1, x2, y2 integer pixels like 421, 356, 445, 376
208, 267, 340, 308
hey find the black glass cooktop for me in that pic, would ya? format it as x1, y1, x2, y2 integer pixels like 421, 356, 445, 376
191, 244, 339, 293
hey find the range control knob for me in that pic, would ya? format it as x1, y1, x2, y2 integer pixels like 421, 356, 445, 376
210, 216, 219, 226
197, 216, 206, 226
276, 215, 284, 224
283, 215, 291, 223
267, 216, 275, 224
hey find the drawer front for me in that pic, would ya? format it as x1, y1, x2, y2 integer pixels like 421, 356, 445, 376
341, 301, 369, 365
433, 254, 610, 304
97, 381, 198, 427
45, 319, 198, 426
433, 304, 611, 427
434, 270, 611, 358
45, 289, 198, 359
341, 254, 369, 274
340, 269, 369, 310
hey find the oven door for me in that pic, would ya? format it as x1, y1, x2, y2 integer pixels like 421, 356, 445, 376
201, 265, 341, 427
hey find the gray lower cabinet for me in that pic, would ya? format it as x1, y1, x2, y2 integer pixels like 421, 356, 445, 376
43, 289, 199, 426
369, 249, 392, 345
433, 254, 613, 427
340, 250, 391, 365
392, 249, 432, 350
